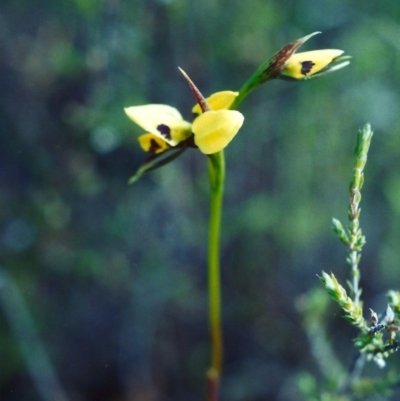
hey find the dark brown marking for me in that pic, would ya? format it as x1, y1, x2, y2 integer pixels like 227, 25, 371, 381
300, 60, 315, 76
149, 138, 162, 153
157, 124, 172, 140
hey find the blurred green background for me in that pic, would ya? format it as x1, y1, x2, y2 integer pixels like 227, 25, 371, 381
1, 0, 400, 400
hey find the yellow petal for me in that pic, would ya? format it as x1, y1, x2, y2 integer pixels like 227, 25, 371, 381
138, 133, 171, 154
124, 104, 192, 146
192, 91, 239, 115
192, 110, 244, 154
281, 49, 344, 80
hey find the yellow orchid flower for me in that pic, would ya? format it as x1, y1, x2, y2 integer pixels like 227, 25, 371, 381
125, 90, 242, 155
125, 69, 243, 156
280, 49, 349, 80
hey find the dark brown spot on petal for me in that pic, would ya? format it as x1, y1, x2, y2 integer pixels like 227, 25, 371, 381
300, 60, 315, 76
300, 61, 315, 75
149, 139, 162, 153
157, 124, 172, 140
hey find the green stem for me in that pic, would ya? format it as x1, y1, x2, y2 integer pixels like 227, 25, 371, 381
207, 150, 225, 388
230, 79, 257, 110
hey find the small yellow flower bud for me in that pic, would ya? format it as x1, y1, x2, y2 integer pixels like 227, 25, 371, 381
192, 110, 244, 154
280, 49, 346, 80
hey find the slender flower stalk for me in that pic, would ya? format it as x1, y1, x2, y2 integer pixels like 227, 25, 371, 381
177, 68, 245, 401
206, 151, 225, 400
